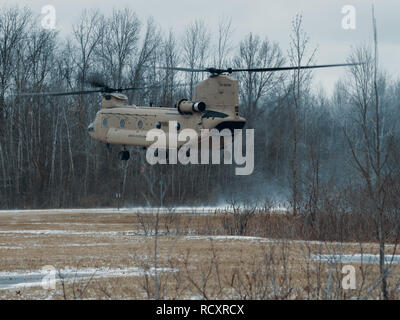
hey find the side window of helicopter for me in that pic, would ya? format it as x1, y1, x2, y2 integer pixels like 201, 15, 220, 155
138, 120, 143, 129
120, 119, 125, 128
103, 118, 108, 127
155, 121, 161, 129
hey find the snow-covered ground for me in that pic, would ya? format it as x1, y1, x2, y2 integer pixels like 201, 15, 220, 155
0, 229, 152, 236
183, 235, 399, 248
0, 266, 177, 291
185, 235, 271, 242
311, 254, 400, 265
0, 229, 183, 239
0, 205, 288, 216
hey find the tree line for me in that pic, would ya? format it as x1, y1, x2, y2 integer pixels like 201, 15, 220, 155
0, 6, 398, 210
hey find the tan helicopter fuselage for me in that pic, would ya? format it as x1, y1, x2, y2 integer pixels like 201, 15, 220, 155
88, 74, 246, 149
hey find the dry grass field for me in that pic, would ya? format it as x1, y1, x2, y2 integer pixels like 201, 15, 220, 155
0, 208, 399, 300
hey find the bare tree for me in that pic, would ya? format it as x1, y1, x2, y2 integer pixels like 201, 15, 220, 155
70, 10, 104, 197
160, 30, 180, 107
214, 16, 234, 69
287, 14, 316, 216
0, 6, 30, 119
182, 19, 211, 98
72, 9, 104, 90
342, 7, 400, 299
233, 33, 285, 125
96, 8, 141, 88
127, 17, 162, 105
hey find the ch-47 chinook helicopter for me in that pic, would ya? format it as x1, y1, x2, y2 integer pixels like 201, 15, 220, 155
18, 64, 358, 161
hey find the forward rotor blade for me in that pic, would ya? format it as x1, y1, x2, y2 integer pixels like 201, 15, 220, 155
118, 82, 190, 92
15, 82, 189, 98
230, 63, 362, 73
15, 89, 104, 97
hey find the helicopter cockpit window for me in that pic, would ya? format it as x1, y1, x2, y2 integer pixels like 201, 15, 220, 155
120, 119, 125, 128
156, 122, 161, 129
176, 122, 181, 131
103, 118, 108, 127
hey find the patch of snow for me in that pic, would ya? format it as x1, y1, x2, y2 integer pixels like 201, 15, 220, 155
0, 266, 177, 291
185, 235, 271, 242
0, 205, 288, 216
0, 229, 118, 236
0, 246, 24, 249
311, 254, 400, 265
0, 243, 113, 249
183, 235, 396, 249
28, 222, 124, 226
0, 229, 169, 237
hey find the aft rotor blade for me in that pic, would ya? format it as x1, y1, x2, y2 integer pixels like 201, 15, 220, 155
230, 63, 362, 73
156, 66, 207, 73
155, 63, 362, 75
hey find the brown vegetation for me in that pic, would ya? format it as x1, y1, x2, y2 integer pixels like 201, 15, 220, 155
0, 208, 399, 300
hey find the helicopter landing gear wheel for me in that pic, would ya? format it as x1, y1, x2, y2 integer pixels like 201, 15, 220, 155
118, 150, 130, 161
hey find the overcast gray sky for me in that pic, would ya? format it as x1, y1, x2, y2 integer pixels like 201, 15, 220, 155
2, 0, 399, 95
